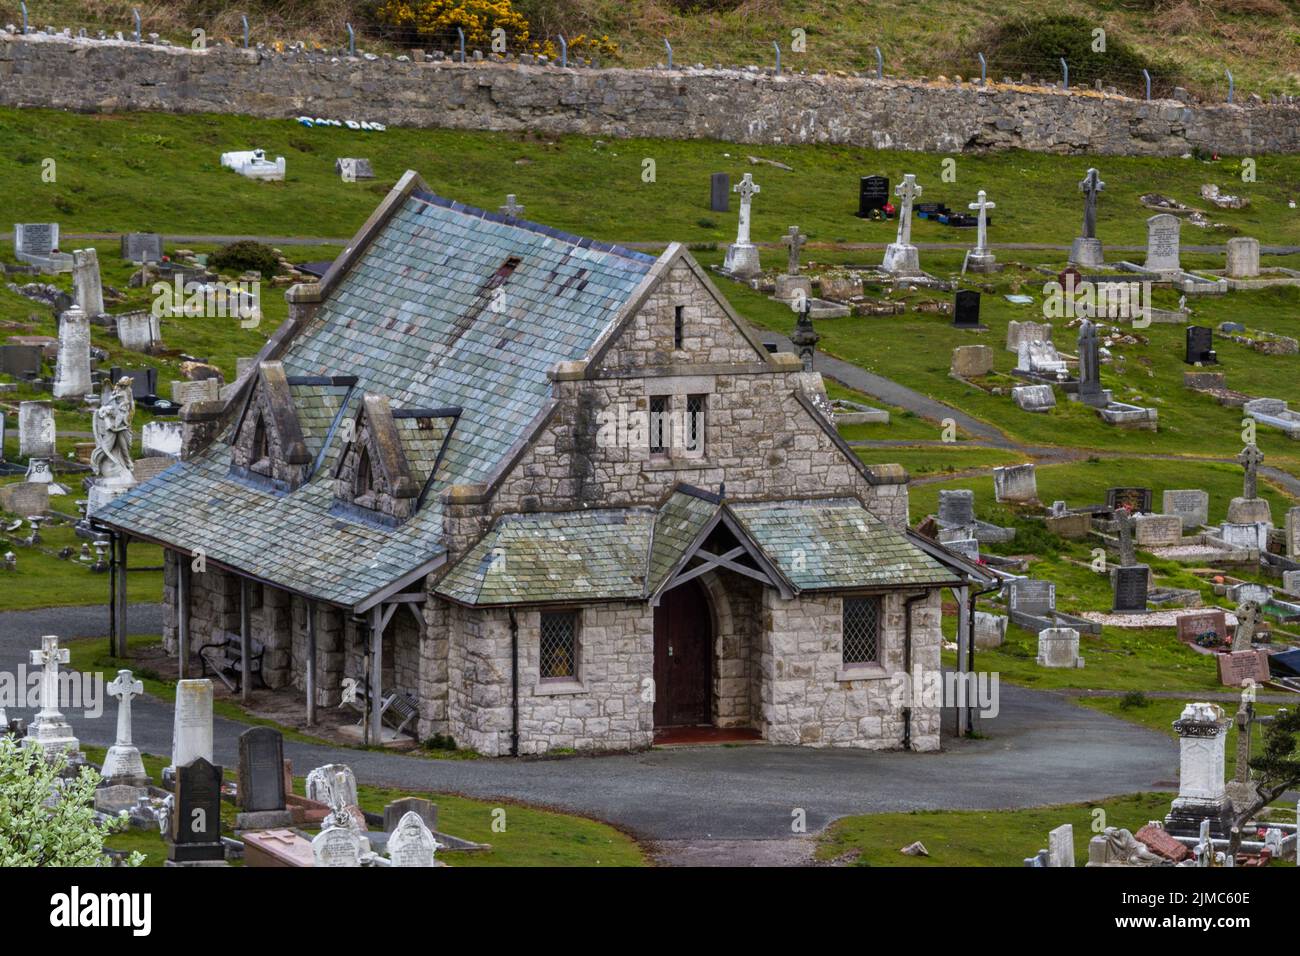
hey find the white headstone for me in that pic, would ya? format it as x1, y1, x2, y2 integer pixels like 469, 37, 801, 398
1163, 489, 1209, 531
171, 679, 214, 770
722, 173, 762, 278
1144, 213, 1181, 273
993, 463, 1037, 503
1048, 824, 1075, 867
311, 826, 362, 867
1174, 703, 1227, 804
18, 401, 55, 459
1225, 237, 1260, 279
387, 810, 440, 867
141, 420, 183, 458
1036, 627, 1084, 668
102, 668, 147, 783
52, 306, 92, 399
306, 763, 358, 808
72, 248, 105, 316
24, 635, 80, 756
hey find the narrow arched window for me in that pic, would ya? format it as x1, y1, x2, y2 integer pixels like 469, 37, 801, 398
353, 445, 373, 499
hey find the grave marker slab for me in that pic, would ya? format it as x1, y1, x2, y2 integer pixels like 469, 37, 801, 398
1176, 610, 1228, 646
1037, 627, 1084, 668
710, 173, 730, 212
384, 796, 438, 834
1144, 213, 1181, 273
387, 811, 440, 867
1106, 487, 1153, 513
171, 679, 213, 771
1225, 237, 1260, 279
1048, 824, 1075, 867
1134, 514, 1183, 547
1010, 579, 1056, 617
72, 248, 105, 317
1112, 565, 1150, 613
1013, 384, 1056, 412
952, 290, 982, 328
857, 175, 889, 217
169, 757, 225, 863
52, 306, 91, 399
1163, 490, 1209, 531
1185, 326, 1216, 365
18, 402, 55, 459
312, 827, 362, 867
120, 232, 164, 263
993, 463, 1037, 503
950, 344, 993, 377
1218, 650, 1271, 687
237, 726, 286, 813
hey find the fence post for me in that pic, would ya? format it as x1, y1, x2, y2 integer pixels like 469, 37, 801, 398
20, 1, 27, 34
773, 40, 781, 75
346, 22, 354, 56
133, 8, 141, 41
241, 15, 249, 49
664, 37, 672, 71
1060, 57, 1068, 90
558, 34, 567, 68
1143, 69, 1151, 101
457, 26, 465, 62
1226, 68, 1234, 104
977, 51, 986, 85
874, 46, 882, 80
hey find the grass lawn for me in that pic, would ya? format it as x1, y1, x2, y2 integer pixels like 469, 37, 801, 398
816, 792, 1173, 866
90, 745, 645, 867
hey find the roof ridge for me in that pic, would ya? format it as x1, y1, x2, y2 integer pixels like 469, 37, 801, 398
409, 188, 657, 266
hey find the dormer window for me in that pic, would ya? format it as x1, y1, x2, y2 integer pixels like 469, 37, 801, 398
250, 416, 270, 473
228, 361, 313, 493
332, 393, 422, 524
353, 446, 373, 501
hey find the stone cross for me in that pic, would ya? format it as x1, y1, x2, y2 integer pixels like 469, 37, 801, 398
1116, 505, 1136, 567
733, 174, 761, 245
893, 174, 922, 246
968, 189, 995, 255
30, 635, 70, 720
108, 669, 143, 748
1226, 688, 1260, 812
499, 194, 524, 217
781, 225, 806, 276
1232, 601, 1259, 652
1079, 168, 1105, 239
1237, 443, 1263, 499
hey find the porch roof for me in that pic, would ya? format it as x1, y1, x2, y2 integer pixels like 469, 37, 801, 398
436, 490, 959, 606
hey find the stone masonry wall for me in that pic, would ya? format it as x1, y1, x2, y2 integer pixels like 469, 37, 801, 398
760, 589, 944, 751
3, 33, 1299, 156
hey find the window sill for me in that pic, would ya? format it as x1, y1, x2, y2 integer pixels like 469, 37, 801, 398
836, 665, 888, 683
533, 679, 587, 697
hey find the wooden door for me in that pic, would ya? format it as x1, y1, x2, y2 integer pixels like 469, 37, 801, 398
653, 578, 713, 726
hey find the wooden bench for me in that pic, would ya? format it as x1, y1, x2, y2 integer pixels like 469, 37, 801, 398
198, 634, 265, 693
340, 685, 420, 738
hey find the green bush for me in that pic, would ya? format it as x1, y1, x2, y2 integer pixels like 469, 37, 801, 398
209, 240, 281, 277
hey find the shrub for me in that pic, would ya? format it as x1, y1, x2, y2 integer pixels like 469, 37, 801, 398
1119, 690, 1148, 710
209, 240, 281, 277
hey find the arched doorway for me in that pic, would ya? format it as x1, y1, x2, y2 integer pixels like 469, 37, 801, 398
653, 577, 714, 727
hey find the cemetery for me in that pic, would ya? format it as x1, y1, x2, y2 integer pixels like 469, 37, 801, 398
1, 5, 1299, 890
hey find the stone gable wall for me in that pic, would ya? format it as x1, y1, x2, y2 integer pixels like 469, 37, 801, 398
3, 33, 1298, 156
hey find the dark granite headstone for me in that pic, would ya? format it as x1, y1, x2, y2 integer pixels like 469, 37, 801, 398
857, 175, 890, 217
953, 290, 982, 328
384, 796, 438, 834
237, 726, 285, 813
1010, 579, 1055, 617
169, 757, 225, 863
0, 344, 43, 379
1185, 326, 1216, 365
109, 365, 158, 400
1112, 565, 1149, 613
1106, 487, 1153, 513
710, 173, 730, 213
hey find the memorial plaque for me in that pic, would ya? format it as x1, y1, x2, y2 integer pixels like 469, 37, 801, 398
237, 726, 286, 812
1176, 610, 1228, 646
1185, 326, 1216, 365
952, 290, 982, 328
1106, 486, 1153, 513
169, 757, 225, 862
1010, 579, 1055, 617
1112, 565, 1149, 613
857, 175, 890, 217
709, 173, 730, 213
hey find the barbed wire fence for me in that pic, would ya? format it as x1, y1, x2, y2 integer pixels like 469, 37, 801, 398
7, 2, 1290, 105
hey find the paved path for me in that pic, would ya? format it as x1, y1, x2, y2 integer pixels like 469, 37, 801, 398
1, 604, 1178, 855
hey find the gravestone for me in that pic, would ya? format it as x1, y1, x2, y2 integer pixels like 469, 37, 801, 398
1228, 582, 1271, 606
1166, 703, 1232, 837
168, 756, 225, 863
1286, 507, 1300, 560
109, 365, 158, 400
857, 175, 889, 217
388, 811, 440, 867
116, 311, 162, 352
1048, 824, 1075, 867
13, 222, 69, 270
335, 158, 375, 181
52, 306, 92, 399
1185, 326, 1216, 365
311, 827, 362, 867
71, 248, 105, 317
1218, 650, 1270, 687
384, 796, 439, 834
937, 489, 976, 529
1134, 514, 1183, 547
1012, 384, 1056, 412
1281, 570, 1300, 595
1037, 627, 1084, 668
1225, 237, 1260, 279
1112, 565, 1150, 613
973, 611, 1008, 648
1076, 318, 1106, 407
1176, 610, 1228, 646
1010, 579, 1056, 617
1226, 443, 1270, 524
171, 679, 213, 772
18, 402, 55, 459
993, 463, 1037, 503
1069, 168, 1105, 267
721, 173, 762, 278
965, 189, 997, 272
305, 763, 358, 809
1219, 521, 1268, 551
120, 232, 164, 263
952, 290, 982, 328
0, 482, 48, 517
237, 726, 286, 813
950, 344, 993, 377
1144, 213, 1181, 273
1106, 487, 1153, 513
141, 421, 182, 458
171, 378, 220, 406
709, 173, 730, 212
101, 669, 148, 786
24, 635, 81, 758
881, 174, 923, 274
498, 194, 524, 217
0, 344, 43, 379
1006, 320, 1053, 353
1164, 489, 1209, 531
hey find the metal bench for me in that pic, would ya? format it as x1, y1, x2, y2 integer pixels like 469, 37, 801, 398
198, 634, 265, 693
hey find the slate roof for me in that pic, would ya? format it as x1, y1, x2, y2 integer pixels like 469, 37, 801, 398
94, 183, 658, 609
437, 491, 961, 606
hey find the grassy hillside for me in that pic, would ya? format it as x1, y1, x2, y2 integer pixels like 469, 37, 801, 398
13, 0, 1300, 97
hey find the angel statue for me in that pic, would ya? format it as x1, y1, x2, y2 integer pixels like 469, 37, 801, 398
91, 377, 136, 484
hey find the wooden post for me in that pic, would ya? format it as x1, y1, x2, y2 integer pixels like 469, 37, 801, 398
306, 599, 317, 727
177, 556, 190, 679
369, 605, 384, 744
115, 535, 129, 658
240, 577, 251, 703
953, 585, 970, 739
107, 536, 117, 657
